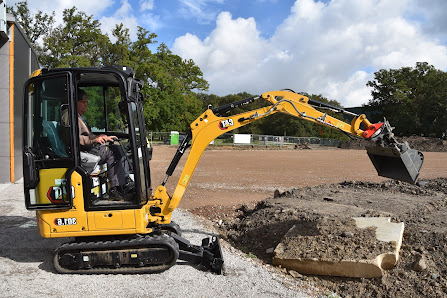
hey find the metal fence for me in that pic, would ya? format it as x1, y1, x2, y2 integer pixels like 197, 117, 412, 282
148, 131, 343, 148
253, 135, 343, 147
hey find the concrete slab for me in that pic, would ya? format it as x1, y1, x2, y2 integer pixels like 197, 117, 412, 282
273, 217, 404, 278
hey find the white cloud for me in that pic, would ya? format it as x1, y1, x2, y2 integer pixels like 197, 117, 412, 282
99, 0, 161, 42
7, 0, 114, 25
140, 0, 155, 11
323, 71, 372, 108
172, 0, 447, 107
173, 11, 266, 93
98, 0, 137, 41
177, 0, 225, 24
7, 0, 160, 42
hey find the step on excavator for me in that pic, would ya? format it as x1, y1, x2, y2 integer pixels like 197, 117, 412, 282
22, 66, 424, 274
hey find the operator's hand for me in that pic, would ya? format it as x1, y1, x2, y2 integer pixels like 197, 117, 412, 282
94, 135, 117, 145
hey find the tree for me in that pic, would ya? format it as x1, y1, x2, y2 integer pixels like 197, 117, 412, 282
366, 62, 447, 137
125, 28, 208, 131
143, 43, 207, 131
101, 24, 132, 67
40, 7, 109, 68
6, 0, 55, 60
6, 1, 55, 44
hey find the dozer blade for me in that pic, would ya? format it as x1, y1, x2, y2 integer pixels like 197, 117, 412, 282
365, 145, 424, 184
200, 236, 224, 274
171, 233, 224, 274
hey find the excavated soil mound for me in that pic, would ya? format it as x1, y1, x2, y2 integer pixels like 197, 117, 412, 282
341, 136, 447, 152
191, 178, 447, 297
275, 217, 396, 262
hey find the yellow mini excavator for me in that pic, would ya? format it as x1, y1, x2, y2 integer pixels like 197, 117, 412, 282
22, 66, 424, 274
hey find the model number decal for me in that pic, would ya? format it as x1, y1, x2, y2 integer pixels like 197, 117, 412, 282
219, 119, 234, 130
54, 218, 77, 226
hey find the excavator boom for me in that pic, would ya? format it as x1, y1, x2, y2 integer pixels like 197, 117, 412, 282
151, 90, 424, 226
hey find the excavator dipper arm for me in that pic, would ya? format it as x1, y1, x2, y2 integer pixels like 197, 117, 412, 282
149, 90, 423, 226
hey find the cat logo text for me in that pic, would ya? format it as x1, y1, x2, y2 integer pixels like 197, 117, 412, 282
219, 119, 234, 130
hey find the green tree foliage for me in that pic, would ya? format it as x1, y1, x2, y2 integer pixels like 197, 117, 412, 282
6, 0, 55, 44
144, 44, 207, 131
40, 7, 108, 68
81, 86, 124, 132
128, 29, 208, 131
6, 0, 55, 60
366, 62, 447, 137
101, 24, 132, 67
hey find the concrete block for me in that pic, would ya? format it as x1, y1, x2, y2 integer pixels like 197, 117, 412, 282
273, 217, 404, 278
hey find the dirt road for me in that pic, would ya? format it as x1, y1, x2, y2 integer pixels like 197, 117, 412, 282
151, 145, 447, 209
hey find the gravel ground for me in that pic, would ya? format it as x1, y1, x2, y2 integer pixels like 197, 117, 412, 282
0, 180, 321, 298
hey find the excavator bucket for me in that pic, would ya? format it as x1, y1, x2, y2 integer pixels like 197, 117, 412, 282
365, 145, 424, 184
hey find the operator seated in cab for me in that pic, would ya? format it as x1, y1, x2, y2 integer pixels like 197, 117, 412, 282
74, 88, 132, 200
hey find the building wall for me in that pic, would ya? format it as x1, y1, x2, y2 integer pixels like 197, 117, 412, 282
13, 24, 31, 181
0, 26, 10, 183
0, 16, 40, 183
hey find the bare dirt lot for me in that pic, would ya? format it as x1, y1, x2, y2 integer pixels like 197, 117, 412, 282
151, 145, 446, 209
151, 143, 447, 297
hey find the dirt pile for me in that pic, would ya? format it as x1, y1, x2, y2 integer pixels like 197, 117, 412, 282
341, 136, 447, 152
191, 178, 447, 297
274, 217, 396, 262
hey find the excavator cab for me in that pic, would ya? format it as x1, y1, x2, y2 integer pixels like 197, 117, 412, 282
23, 66, 223, 274
23, 66, 152, 211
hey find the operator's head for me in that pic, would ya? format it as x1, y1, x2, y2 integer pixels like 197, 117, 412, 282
77, 88, 88, 115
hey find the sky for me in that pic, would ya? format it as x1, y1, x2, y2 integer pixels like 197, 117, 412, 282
7, 0, 447, 107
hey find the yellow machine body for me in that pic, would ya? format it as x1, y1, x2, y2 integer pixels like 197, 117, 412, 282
36, 171, 153, 238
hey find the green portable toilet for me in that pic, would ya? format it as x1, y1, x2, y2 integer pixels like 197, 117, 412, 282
170, 131, 179, 145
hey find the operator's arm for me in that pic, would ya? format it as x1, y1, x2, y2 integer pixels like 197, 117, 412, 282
78, 116, 117, 146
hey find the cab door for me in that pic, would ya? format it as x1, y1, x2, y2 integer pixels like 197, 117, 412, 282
23, 73, 76, 210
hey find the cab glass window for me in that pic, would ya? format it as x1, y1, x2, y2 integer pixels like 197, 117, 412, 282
24, 75, 73, 210
26, 76, 72, 159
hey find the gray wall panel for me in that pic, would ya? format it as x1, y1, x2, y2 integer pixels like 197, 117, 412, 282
14, 151, 22, 181
12, 26, 33, 181
0, 54, 9, 89
0, 156, 10, 182
0, 122, 10, 156
0, 30, 9, 182
0, 40, 8, 55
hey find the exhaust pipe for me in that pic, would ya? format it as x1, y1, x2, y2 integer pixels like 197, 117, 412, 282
364, 120, 424, 184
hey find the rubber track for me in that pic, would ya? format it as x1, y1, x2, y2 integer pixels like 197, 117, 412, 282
53, 233, 179, 274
